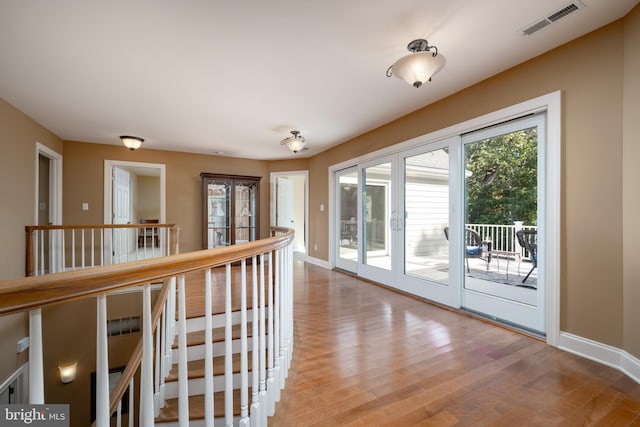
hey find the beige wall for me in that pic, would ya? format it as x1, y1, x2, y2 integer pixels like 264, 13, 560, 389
137, 175, 161, 220
623, 5, 640, 357
63, 141, 271, 254
307, 21, 628, 351
0, 98, 62, 382
42, 292, 146, 426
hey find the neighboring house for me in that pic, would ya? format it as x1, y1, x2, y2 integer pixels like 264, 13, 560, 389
0, 2, 639, 416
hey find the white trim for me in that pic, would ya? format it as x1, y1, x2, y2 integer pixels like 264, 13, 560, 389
269, 170, 309, 255
35, 143, 62, 225
301, 255, 331, 270
559, 332, 640, 384
0, 362, 29, 403
104, 160, 167, 224
328, 91, 561, 346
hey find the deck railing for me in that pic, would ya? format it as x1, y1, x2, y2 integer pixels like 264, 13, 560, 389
4, 226, 294, 426
25, 223, 180, 276
466, 221, 537, 259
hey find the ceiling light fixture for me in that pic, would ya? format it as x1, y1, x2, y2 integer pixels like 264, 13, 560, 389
281, 130, 306, 153
386, 39, 446, 88
120, 135, 144, 150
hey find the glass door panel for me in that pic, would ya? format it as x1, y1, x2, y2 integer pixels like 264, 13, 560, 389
336, 168, 358, 272
363, 162, 392, 271
207, 180, 231, 248
462, 114, 544, 333
234, 181, 257, 244
404, 148, 450, 284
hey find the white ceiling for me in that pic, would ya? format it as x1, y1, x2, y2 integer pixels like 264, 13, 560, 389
0, 1, 637, 160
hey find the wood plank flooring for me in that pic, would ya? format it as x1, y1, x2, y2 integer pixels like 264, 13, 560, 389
270, 261, 640, 426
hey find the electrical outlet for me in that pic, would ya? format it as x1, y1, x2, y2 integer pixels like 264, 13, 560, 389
82, 202, 89, 211
314, 244, 318, 252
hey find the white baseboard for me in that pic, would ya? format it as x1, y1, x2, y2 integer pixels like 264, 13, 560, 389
558, 332, 640, 384
299, 255, 331, 269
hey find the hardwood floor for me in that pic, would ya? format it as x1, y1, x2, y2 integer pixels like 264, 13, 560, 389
270, 261, 640, 426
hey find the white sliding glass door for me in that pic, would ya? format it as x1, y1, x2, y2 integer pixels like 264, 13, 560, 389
461, 114, 545, 333
331, 98, 557, 337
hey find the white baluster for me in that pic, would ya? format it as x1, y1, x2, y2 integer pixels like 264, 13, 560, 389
140, 283, 154, 426
154, 312, 161, 416
100, 229, 104, 267
258, 253, 268, 426
38, 230, 44, 275
28, 309, 44, 404
71, 229, 75, 270
116, 399, 122, 427
273, 248, 282, 401
61, 229, 66, 271
266, 251, 275, 416
177, 275, 189, 427
128, 377, 134, 427
160, 303, 168, 404
250, 255, 260, 424
91, 229, 95, 267
81, 229, 85, 268
96, 294, 110, 427
204, 268, 215, 426
239, 259, 249, 426
225, 263, 233, 427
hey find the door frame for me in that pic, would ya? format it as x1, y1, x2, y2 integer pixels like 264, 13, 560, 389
34, 143, 62, 225
269, 170, 309, 255
104, 160, 166, 225
329, 91, 560, 346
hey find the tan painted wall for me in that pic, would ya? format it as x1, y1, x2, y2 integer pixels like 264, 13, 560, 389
137, 175, 161, 220
42, 292, 147, 426
0, 98, 62, 383
307, 22, 627, 350
63, 141, 271, 254
623, 4, 640, 357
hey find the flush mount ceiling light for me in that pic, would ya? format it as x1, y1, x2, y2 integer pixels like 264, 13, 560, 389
120, 135, 144, 150
386, 39, 446, 88
281, 130, 306, 153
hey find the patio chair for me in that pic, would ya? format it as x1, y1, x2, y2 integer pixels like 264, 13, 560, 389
444, 227, 490, 273
516, 229, 537, 283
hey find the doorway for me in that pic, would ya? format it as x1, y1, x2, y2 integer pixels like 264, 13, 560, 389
270, 171, 308, 255
35, 143, 62, 274
104, 160, 166, 260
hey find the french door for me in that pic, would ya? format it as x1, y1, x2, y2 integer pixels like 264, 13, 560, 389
356, 138, 461, 307
333, 114, 546, 334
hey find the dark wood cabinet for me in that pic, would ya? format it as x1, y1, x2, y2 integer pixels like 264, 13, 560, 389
201, 173, 260, 249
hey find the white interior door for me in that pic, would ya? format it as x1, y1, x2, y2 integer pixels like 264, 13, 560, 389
112, 167, 131, 263
277, 177, 294, 228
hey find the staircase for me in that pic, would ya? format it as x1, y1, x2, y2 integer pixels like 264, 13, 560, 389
156, 272, 257, 425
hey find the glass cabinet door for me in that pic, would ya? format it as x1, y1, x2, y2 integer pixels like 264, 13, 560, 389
206, 178, 232, 248
201, 173, 261, 249
234, 181, 258, 244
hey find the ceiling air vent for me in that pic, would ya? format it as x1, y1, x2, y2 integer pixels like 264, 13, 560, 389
521, 2, 584, 36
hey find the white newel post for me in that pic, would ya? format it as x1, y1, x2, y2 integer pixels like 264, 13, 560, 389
96, 294, 110, 427
204, 269, 215, 426
28, 309, 44, 404
140, 283, 154, 426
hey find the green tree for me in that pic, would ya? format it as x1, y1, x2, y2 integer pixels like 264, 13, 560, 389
465, 128, 537, 226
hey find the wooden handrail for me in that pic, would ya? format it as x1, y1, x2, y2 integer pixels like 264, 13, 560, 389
25, 223, 177, 231
2, 228, 294, 317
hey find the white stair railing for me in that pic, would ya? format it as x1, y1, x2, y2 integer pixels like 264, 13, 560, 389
5, 226, 294, 426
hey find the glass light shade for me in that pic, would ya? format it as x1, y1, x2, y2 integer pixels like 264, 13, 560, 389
120, 136, 144, 150
390, 51, 446, 88
283, 137, 305, 153
58, 362, 77, 384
